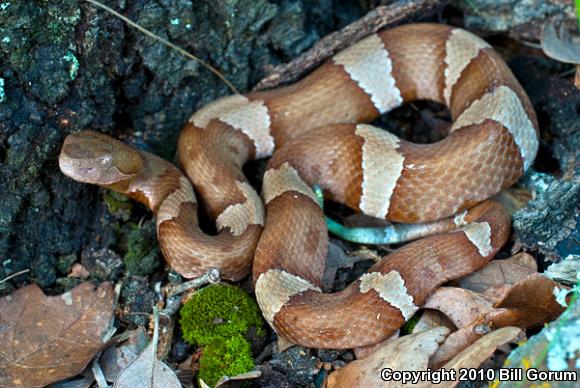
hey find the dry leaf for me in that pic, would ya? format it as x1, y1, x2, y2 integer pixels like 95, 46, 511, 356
114, 306, 180, 388
491, 273, 566, 328
0, 282, 115, 388
505, 252, 537, 271
426, 273, 564, 367
412, 309, 456, 334
458, 258, 536, 294
422, 288, 497, 368
276, 335, 296, 352
326, 327, 449, 388
423, 287, 495, 328
428, 327, 522, 388
428, 318, 493, 369
353, 331, 399, 359
411, 256, 563, 370
541, 18, 580, 89
492, 187, 533, 216
100, 327, 149, 382
541, 18, 580, 64
113, 341, 180, 388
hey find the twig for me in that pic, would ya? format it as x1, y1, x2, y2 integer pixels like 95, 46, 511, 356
253, 0, 442, 91
83, 0, 239, 95
92, 353, 109, 388
151, 306, 161, 369
165, 268, 220, 298
0, 269, 30, 285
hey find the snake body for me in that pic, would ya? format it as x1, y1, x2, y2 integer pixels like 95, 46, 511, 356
59, 24, 538, 349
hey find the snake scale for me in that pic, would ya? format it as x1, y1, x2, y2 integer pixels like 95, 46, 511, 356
59, 24, 539, 349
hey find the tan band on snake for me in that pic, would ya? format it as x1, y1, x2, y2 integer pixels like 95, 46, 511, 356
59, 24, 538, 349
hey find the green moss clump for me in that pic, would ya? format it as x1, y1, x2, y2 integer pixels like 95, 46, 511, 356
180, 284, 265, 344
198, 338, 255, 386
179, 284, 265, 386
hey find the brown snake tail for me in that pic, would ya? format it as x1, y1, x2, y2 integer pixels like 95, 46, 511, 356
59, 24, 538, 349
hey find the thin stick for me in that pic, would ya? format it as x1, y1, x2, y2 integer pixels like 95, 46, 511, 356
83, 0, 239, 95
91, 354, 108, 388
152, 305, 160, 354
0, 269, 30, 285
253, 0, 442, 91
165, 268, 220, 297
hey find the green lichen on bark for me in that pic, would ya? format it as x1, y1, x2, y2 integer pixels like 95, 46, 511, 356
122, 220, 160, 276
103, 191, 133, 222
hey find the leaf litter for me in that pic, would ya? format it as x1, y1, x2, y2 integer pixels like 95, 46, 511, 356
0, 282, 115, 387
113, 307, 180, 388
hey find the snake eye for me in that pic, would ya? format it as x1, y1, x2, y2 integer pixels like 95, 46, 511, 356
100, 155, 113, 166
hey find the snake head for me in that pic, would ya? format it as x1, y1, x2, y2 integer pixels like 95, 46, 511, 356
59, 130, 143, 186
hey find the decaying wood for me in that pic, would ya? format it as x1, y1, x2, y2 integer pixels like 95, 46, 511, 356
253, 0, 442, 91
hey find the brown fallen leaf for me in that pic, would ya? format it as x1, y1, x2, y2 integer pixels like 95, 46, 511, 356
491, 273, 566, 328
505, 252, 537, 271
423, 287, 496, 328
428, 318, 494, 369
458, 257, 536, 294
426, 273, 564, 367
412, 309, 456, 334
492, 187, 533, 216
422, 288, 499, 368
326, 327, 449, 388
426, 327, 522, 388
353, 331, 399, 359
276, 335, 297, 352
0, 282, 115, 388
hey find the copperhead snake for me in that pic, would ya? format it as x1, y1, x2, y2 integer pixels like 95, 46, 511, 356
59, 24, 539, 349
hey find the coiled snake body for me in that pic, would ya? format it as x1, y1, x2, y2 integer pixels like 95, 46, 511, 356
59, 24, 538, 349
